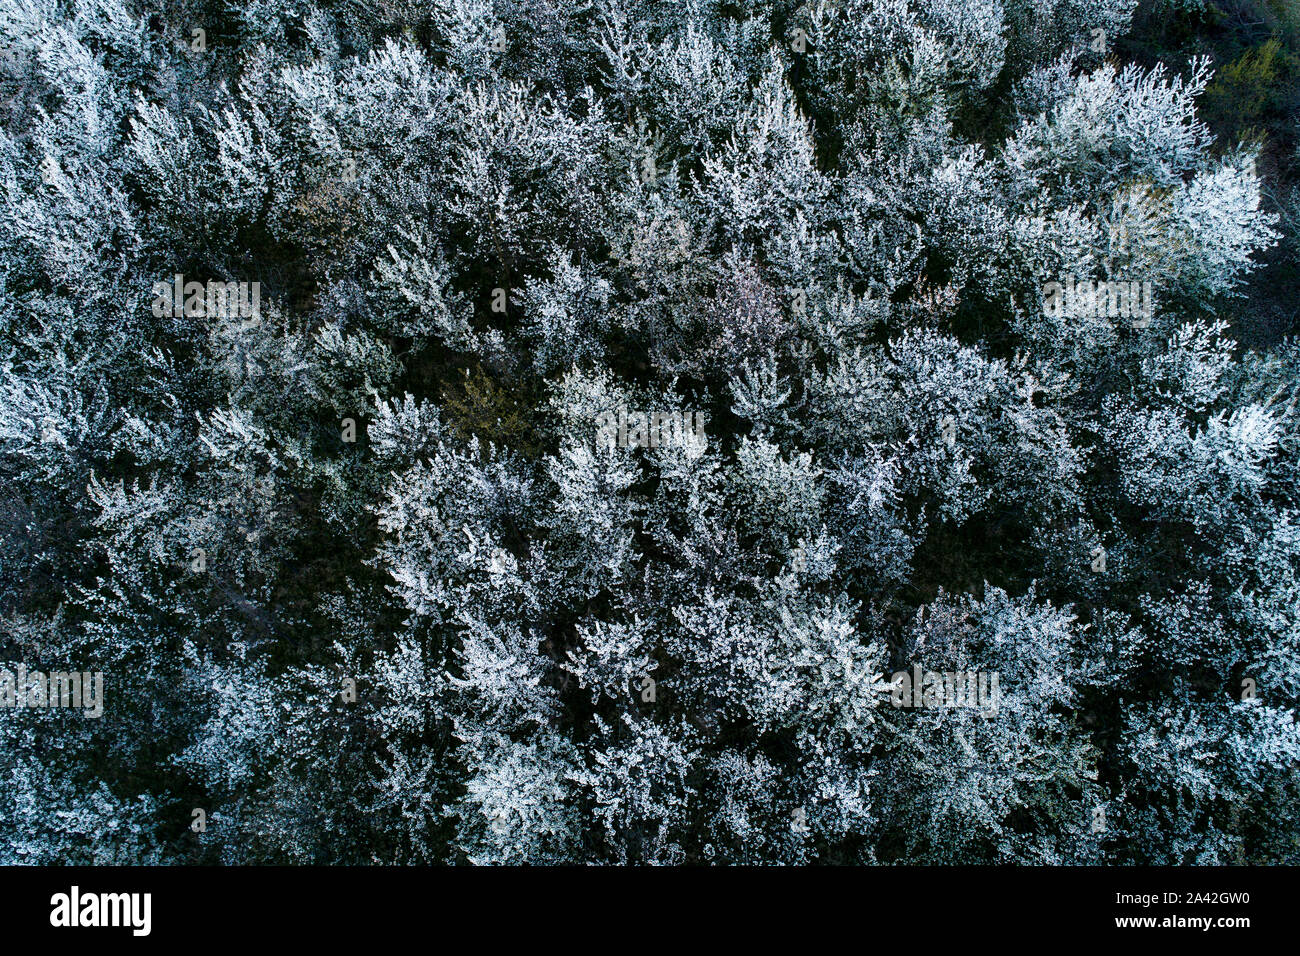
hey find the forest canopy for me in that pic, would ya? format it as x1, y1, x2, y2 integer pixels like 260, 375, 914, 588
1, 0, 1299, 864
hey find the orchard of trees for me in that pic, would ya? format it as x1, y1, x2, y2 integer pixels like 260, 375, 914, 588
2, 0, 1299, 864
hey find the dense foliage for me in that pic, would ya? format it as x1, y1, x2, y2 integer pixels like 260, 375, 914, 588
2, 0, 1298, 864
